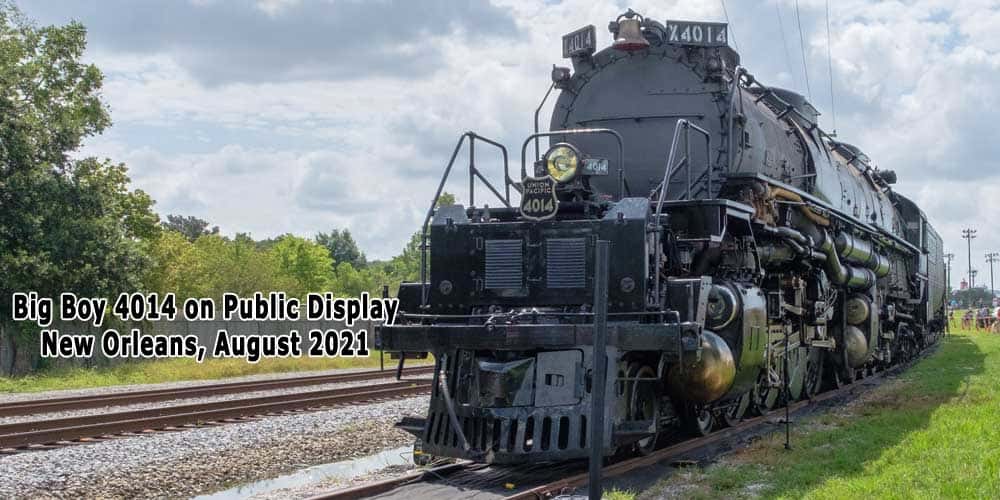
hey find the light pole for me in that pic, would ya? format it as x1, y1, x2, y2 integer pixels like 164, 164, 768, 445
971, 270, 978, 290
963, 228, 977, 288
945, 253, 955, 291
987, 252, 999, 305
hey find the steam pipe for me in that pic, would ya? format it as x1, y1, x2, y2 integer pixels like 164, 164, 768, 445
835, 232, 891, 278
771, 186, 831, 227
775, 225, 809, 246
758, 225, 819, 259
818, 230, 846, 285
817, 230, 876, 290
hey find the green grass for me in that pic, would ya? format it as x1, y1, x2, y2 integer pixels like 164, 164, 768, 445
0, 351, 428, 393
647, 325, 1000, 499
603, 487, 637, 500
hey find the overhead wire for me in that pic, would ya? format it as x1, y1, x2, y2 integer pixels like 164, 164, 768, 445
825, 0, 838, 134
775, 4, 796, 89
719, 0, 739, 51
793, 0, 812, 100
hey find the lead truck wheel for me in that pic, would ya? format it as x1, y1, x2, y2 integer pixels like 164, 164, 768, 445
629, 365, 660, 455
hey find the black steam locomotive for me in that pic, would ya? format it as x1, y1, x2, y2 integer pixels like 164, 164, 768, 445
378, 10, 945, 464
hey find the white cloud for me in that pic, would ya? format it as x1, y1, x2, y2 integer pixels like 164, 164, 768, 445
254, 0, 300, 16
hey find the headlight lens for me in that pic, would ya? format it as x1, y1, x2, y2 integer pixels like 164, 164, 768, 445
545, 144, 580, 183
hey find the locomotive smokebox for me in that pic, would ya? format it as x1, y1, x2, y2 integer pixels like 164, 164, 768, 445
667, 330, 736, 404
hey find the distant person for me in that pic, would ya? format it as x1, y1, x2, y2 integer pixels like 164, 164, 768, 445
994, 306, 1000, 334
963, 310, 974, 330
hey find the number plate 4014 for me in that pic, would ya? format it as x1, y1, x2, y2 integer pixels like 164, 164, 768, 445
520, 176, 559, 221
665, 20, 728, 47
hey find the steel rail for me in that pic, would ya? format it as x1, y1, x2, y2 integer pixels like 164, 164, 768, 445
0, 365, 434, 418
0, 380, 432, 450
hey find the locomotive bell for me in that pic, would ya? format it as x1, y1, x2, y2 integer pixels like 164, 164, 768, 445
612, 18, 649, 52
667, 330, 736, 404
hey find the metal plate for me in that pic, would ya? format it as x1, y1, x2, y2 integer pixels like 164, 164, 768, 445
485, 239, 523, 290
520, 176, 559, 221
535, 350, 582, 407
546, 238, 586, 289
562, 25, 597, 58
582, 158, 609, 176
664, 20, 728, 47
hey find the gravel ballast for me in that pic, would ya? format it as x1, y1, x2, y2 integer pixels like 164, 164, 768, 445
0, 395, 428, 499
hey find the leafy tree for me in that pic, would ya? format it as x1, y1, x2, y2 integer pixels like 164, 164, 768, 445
252, 235, 280, 252
162, 214, 219, 242
330, 262, 375, 297
0, 4, 159, 373
315, 229, 367, 269
383, 232, 423, 283
142, 230, 198, 301
269, 235, 333, 297
196, 234, 290, 300
436, 192, 457, 207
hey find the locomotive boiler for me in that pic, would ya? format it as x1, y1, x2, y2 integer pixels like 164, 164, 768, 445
378, 9, 945, 464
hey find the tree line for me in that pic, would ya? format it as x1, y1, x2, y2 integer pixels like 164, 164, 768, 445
147, 215, 432, 303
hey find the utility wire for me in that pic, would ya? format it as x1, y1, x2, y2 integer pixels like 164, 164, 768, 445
776, 4, 796, 88
720, 0, 739, 51
825, 0, 837, 134
794, 0, 812, 100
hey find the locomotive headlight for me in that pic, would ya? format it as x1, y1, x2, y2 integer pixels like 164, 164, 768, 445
544, 143, 580, 183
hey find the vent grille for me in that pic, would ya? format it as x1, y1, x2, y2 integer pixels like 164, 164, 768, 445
546, 238, 585, 288
485, 239, 523, 290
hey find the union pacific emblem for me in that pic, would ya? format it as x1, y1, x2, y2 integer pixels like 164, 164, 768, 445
520, 176, 559, 221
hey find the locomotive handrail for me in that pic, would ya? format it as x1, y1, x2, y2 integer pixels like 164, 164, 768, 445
520, 128, 627, 200
532, 82, 556, 161
420, 131, 516, 306
397, 309, 682, 322
652, 119, 712, 309
652, 120, 713, 204
727, 66, 747, 171
467, 134, 514, 207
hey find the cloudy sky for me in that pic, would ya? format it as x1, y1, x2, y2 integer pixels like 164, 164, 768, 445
18, 0, 1000, 288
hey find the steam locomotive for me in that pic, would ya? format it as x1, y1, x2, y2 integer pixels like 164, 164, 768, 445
378, 10, 945, 464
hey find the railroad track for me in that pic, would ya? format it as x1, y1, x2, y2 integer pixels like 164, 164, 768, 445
0, 379, 432, 451
311, 348, 934, 500
0, 365, 434, 417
